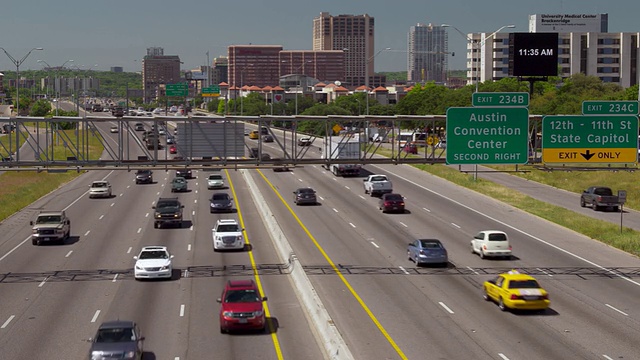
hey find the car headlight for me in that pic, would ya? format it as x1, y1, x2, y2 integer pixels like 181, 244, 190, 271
155, 213, 161, 218
253, 310, 264, 316
135, 265, 143, 270
222, 311, 233, 317
174, 214, 179, 218
236, 236, 243, 241
160, 265, 170, 270
32, 229, 38, 234
124, 351, 136, 358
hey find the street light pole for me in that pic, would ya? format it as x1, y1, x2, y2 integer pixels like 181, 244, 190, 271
365, 47, 391, 115
1, 47, 43, 116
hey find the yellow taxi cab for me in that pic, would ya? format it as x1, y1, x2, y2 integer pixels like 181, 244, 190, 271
249, 130, 260, 139
482, 270, 550, 311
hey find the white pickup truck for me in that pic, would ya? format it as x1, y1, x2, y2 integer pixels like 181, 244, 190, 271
363, 174, 393, 197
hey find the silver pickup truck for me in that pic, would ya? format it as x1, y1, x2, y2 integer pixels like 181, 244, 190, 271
30, 211, 71, 245
363, 174, 393, 197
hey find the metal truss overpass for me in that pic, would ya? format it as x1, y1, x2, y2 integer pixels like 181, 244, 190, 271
0, 114, 544, 172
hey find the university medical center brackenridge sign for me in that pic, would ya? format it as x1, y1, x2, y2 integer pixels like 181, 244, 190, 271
446, 107, 529, 165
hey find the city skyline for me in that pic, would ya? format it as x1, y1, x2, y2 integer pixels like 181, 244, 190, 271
0, 0, 635, 74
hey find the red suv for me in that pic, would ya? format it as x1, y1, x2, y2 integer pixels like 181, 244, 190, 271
217, 280, 267, 333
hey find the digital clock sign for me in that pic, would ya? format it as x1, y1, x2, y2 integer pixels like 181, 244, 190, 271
509, 33, 559, 77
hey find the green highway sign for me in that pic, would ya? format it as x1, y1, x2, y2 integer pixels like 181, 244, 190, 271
582, 101, 639, 115
446, 107, 529, 165
472, 92, 529, 107
166, 83, 188, 97
202, 85, 221, 97
542, 115, 638, 163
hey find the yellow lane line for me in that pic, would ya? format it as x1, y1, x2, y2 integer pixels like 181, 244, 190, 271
226, 169, 284, 360
257, 170, 408, 360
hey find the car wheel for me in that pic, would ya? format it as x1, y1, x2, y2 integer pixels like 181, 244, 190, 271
407, 251, 412, 261
483, 289, 490, 301
498, 298, 507, 311
220, 327, 226, 334
470, 243, 475, 254
593, 204, 600, 211
32, 238, 38, 246
154, 222, 159, 229
479, 250, 485, 259
580, 198, 586, 207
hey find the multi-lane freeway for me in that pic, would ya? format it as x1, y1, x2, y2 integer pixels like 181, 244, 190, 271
1, 118, 639, 359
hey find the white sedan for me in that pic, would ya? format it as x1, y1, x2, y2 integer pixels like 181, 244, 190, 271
109, 126, 119, 133
133, 246, 174, 280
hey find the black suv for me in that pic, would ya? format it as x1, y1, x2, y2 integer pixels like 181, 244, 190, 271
88, 320, 144, 360
176, 168, 193, 179
135, 170, 153, 184
152, 198, 184, 228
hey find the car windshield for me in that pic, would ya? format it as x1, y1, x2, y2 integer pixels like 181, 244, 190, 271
212, 194, 230, 201
209, 175, 222, 180
139, 250, 168, 259
36, 215, 62, 224
92, 182, 107, 188
371, 176, 387, 182
157, 201, 178, 209
508, 280, 541, 289
95, 328, 135, 343
224, 289, 261, 303
137, 171, 151, 176
385, 194, 403, 201
298, 188, 314, 194
488, 233, 507, 241
419, 240, 442, 248
217, 224, 239, 232
174, 178, 185, 183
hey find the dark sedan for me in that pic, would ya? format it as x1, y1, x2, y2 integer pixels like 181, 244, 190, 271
293, 187, 317, 205
176, 168, 193, 179
210, 193, 234, 213
378, 193, 405, 213
407, 239, 448, 266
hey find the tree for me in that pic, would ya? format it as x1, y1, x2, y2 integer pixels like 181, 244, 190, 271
30, 99, 52, 117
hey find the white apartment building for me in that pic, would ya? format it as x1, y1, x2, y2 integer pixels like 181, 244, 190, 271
466, 31, 639, 88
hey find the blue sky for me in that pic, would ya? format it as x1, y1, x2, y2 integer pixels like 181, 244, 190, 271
0, 0, 635, 73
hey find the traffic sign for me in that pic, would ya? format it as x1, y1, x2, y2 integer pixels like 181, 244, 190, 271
582, 101, 639, 115
166, 83, 188, 97
472, 92, 529, 107
446, 107, 529, 165
202, 85, 221, 97
542, 115, 638, 163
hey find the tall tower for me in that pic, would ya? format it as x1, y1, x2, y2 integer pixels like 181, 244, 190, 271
313, 12, 374, 87
142, 47, 181, 103
407, 23, 448, 84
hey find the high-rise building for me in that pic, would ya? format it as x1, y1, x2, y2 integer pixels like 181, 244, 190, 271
142, 47, 181, 103
228, 45, 283, 88
212, 56, 228, 85
407, 23, 448, 84
312, 12, 376, 87
279, 50, 345, 84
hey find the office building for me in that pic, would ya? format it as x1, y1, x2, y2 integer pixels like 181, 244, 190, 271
142, 47, 181, 103
469, 31, 640, 88
312, 12, 377, 87
279, 50, 346, 84
228, 45, 283, 88
407, 23, 449, 84
212, 56, 228, 85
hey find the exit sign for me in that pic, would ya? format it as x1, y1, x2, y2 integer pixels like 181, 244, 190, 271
472, 92, 529, 107
582, 101, 638, 115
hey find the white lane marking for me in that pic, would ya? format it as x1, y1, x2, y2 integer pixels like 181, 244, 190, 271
439, 302, 455, 314
602, 355, 614, 360
110, 203, 115, 207
349, 223, 356, 228
331, 177, 338, 182
187, 244, 192, 251
91, 310, 101, 323
332, 208, 339, 213
345, 186, 350, 190
422, 207, 431, 212
319, 196, 325, 201
127, 185, 130, 189
498, 354, 510, 360
536, 268, 553, 277
192, 211, 195, 216
65, 251, 73, 258
179, 304, 185, 317
190, 225, 193, 231
157, 192, 160, 196
137, 228, 142, 234
398, 266, 410, 275
38, 277, 48, 287
378, 167, 640, 288
605, 304, 629, 316
112, 274, 118, 282
119, 193, 123, 197
84, 230, 90, 237
194, 199, 197, 204
175, 358, 180, 360
370, 241, 380, 248
1, 315, 15, 329
359, 195, 366, 200
466, 266, 480, 275
451, 223, 461, 229
195, 190, 198, 194
183, 269, 189, 278
298, 178, 304, 182
399, 222, 408, 228
145, 212, 149, 217
127, 247, 132, 254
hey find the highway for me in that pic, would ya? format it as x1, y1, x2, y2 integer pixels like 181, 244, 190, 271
1, 121, 639, 359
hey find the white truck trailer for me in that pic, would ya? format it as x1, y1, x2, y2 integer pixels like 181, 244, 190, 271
322, 138, 362, 177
